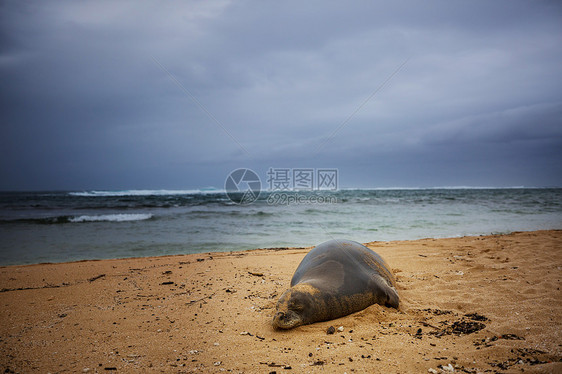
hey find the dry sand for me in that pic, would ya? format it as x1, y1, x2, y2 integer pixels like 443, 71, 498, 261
1, 230, 561, 373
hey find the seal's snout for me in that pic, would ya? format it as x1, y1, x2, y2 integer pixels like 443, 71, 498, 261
272, 309, 302, 330
272, 311, 285, 328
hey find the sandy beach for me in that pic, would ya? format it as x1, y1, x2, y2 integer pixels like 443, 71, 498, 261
1, 230, 560, 373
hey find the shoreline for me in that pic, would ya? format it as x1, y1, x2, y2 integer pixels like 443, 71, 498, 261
1, 230, 561, 373
2, 229, 559, 269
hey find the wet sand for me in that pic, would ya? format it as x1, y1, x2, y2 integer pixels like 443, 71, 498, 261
1, 230, 561, 373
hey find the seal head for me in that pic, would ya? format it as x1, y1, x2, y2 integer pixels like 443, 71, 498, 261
272, 284, 319, 329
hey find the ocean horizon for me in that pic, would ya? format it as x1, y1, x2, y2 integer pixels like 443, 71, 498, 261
1, 187, 561, 266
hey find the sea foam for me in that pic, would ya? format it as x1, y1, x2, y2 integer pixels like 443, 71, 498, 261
69, 213, 153, 223
69, 189, 223, 197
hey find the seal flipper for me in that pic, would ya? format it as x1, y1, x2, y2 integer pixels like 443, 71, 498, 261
369, 274, 400, 309
384, 286, 400, 309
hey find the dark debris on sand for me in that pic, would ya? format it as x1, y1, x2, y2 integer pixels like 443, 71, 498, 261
450, 320, 486, 335
422, 310, 488, 337
464, 312, 489, 321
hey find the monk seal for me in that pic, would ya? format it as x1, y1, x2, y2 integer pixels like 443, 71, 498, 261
272, 239, 399, 329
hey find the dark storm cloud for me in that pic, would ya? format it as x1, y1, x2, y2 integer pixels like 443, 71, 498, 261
1, 0, 561, 190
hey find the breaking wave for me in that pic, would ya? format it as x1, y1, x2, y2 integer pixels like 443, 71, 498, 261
69, 189, 223, 197
69, 213, 154, 222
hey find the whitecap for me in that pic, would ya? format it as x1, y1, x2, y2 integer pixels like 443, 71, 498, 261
69, 213, 153, 223
69, 189, 224, 197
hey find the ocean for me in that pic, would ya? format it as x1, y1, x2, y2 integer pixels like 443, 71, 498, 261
0, 188, 561, 266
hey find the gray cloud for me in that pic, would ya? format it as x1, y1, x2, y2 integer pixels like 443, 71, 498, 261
1, 0, 561, 190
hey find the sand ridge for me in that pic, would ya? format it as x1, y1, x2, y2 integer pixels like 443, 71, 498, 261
1, 230, 561, 373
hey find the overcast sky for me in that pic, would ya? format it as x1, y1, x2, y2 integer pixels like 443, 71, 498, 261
1, 1, 561, 190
